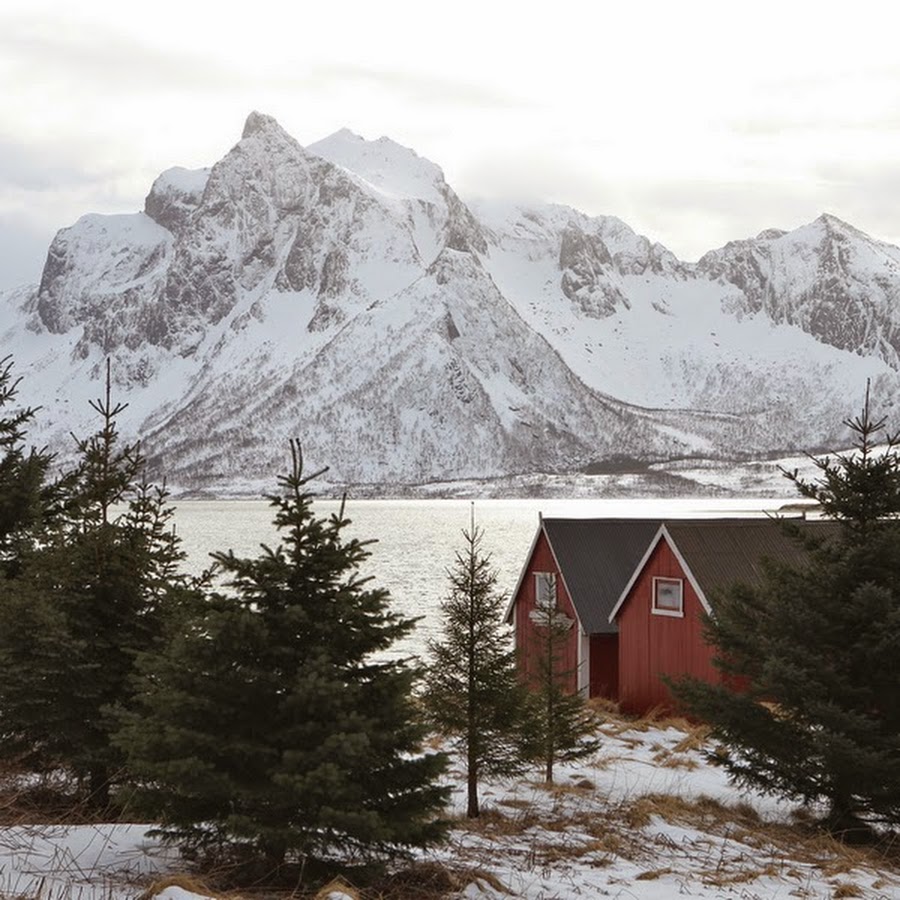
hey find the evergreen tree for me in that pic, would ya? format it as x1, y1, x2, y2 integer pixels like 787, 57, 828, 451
422, 515, 530, 817
118, 441, 448, 871
523, 575, 600, 784
0, 356, 53, 577
0, 363, 186, 806
673, 388, 900, 833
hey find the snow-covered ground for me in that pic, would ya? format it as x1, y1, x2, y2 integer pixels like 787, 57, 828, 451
437, 720, 900, 899
2, 718, 897, 899
0, 821, 177, 900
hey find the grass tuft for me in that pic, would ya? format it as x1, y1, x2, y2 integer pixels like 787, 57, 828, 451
314, 877, 361, 900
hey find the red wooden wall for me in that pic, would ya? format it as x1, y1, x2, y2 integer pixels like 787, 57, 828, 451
616, 538, 720, 714
512, 531, 579, 695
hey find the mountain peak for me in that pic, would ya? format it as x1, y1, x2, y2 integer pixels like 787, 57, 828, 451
241, 111, 283, 140
308, 129, 446, 206
803, 212, 874, 247
816, 212, 850, 228
756, 227, 787, 241
330, 127, 365, 142
144, 166, 210, 234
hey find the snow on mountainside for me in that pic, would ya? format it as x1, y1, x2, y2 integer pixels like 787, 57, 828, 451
473, 201, 892, 440
144, 166, 210, 236
308, 128, 446, 205
2, 112, 900, 493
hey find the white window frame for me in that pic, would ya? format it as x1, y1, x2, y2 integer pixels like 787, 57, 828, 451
534, 571, 557, 609
652, 577, 684, 618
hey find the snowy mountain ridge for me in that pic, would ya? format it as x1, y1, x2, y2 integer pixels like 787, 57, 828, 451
1, 112, 898, 494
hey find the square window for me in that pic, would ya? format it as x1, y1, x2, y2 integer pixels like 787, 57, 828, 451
535, 572, 557, 609
652, 577, 683, 617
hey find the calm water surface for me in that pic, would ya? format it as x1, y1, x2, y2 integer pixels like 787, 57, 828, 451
171, 497, 785, 660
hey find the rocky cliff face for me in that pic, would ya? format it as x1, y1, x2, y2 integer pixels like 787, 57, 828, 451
3, 113, 899, 491
697, 214, 900, 367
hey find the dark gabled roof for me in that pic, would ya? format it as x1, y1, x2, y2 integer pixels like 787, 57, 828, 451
514, 515, 839, 636
662, 518, 838, 600
541, 518, 662, 634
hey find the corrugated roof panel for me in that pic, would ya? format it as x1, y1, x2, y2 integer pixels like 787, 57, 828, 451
664, 519, 839, 599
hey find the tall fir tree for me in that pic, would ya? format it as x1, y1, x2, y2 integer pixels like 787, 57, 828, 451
0, 362, 186, 806
0, 356, 54, 578
422, 514, 530, 817
118, 441, 448, 872
523, 574, 600, 784
673, 387, 900, 833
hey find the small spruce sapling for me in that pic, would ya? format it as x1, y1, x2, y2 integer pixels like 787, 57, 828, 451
423, 510, 530, 817
523, 572, 600, 784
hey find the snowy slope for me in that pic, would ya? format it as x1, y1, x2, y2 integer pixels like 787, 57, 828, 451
3, 112, 900, 491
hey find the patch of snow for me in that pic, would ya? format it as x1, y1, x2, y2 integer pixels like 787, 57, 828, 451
309, 129, 446, 206
151, 166, 210, 197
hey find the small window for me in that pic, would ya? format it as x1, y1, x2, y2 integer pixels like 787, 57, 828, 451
535, 572, 557, 609
652, 577, 683, 617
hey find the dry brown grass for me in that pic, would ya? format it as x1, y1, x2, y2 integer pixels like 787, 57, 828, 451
622, 792, 751, 831
586, 696, 620, 717
635, 866, 672, 880
670, 723, 711, 753
613, 789, 900, 889
138, 862, 505, 900
368, 861, 509, 899
313, 877, 360, 899
0, 760, 144, 827
652, 751, 700, 771
456, 805, 543, 837
594, 702, 711, 746
831, 882, 864, 898
5, 710, 900, 900
444, 736, 896, 894
0, 772, 93, 826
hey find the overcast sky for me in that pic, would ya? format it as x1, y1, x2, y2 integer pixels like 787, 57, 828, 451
2, 0, 900, 291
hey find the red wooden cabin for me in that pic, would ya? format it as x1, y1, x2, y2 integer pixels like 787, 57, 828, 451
509, 516, 831, 715
609, 519, 830, 714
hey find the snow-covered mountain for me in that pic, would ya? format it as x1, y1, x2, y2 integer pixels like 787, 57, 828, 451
2, 112, 898, 493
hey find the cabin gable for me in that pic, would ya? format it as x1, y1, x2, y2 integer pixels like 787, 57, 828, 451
508, 518, 667, 703
509, 529, 582, 695
614, 535, 720, 714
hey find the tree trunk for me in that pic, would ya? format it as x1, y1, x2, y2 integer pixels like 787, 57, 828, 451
826, 796, 873, 844
88, 764, 110, 810
467, 751, 479, 818
263, 839, 287, 871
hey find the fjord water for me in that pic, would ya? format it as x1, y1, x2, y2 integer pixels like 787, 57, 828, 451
171, 497, 783, 661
